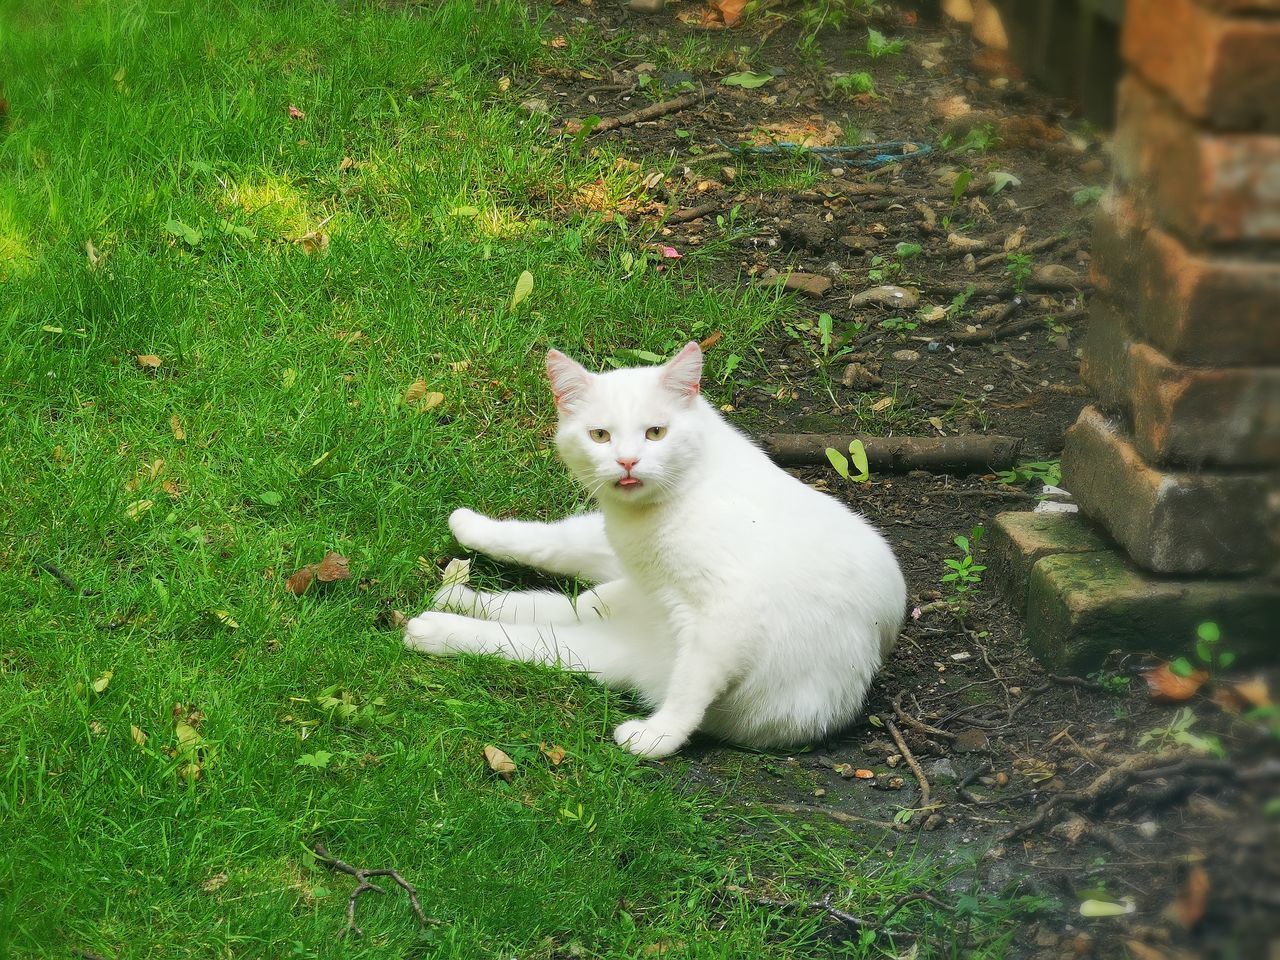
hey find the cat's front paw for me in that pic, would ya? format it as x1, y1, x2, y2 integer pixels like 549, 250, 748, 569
613, 718, 688, 758
432, 582, 478, 615
404, 612, 467, 655
448, 507, 492, 552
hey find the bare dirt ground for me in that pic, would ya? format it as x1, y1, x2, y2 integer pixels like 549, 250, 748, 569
523, 2, 1280, 957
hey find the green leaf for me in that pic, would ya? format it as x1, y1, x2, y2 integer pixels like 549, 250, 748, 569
825, 447, 850, 480
91, 670, 113, 694
1170, 657, 1195, 678
1196, 621, 1221, 645
952, 169, 973, 204
1218, 651, 1237, 669
258, 491, 282, 506
894, 242, 923, 259
509, 270, 534, 310
1073, 185, 1103, 207
1079, 898, 1135, 917
296, 750, 333, 769
988, 171, 1021, 195
954, 535, 970, 553
847, 439, 869, 480
722, 72, 773, 89
165, 219, 203, 247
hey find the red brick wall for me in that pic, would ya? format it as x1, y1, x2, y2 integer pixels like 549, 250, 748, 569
1062, 0, 1280, 576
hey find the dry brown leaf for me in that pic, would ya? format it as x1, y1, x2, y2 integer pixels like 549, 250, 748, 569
130, 724, 147, 747
698, 330, 723, 351
1145, 663, 1209, 704
1003, 225, 1027, 251
338, 156, 355, 173
136, 354, 162, 369
419, 391, 445, 410
286, 566, 315, 596
404, 378, 429, 404
170, 414, 186, 441
549, 35, 568, 48
296, 230, 329, 254
539, 742, 567, 766
484, 745, 516, 781
710, 0, 746, 26
201, 872, 229, 893
854, 768, 876, 780
1166, 864, 1210, 930
315, 552, 351, 583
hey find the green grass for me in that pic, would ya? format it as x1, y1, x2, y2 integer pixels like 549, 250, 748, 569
0, 2, 1045, 956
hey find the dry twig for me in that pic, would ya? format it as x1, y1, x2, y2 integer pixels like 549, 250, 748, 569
311, 842, 432, 937
884, 718, 931, 809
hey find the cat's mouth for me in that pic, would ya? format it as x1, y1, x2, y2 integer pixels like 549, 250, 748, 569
615, 477, 643, 489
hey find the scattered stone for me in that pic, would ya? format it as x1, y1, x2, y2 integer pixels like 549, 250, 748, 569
1034, 263, 1080, 284
832, 762, 856, 778
849, 285, 918, 309
923, 813, 945, 831
924, 758, 957, 780
952, 728, 990, 753
876, 775, 906, 791
520, 98, 550, 115
812, 787, 827, 798
838, 234, 872, 253
779, 214, 834, 252
773, 272, 831, 298
891, 349, 921, 362
839, 360, 880, 391
1136, 820, 1159, 839
886, 753, 902, 767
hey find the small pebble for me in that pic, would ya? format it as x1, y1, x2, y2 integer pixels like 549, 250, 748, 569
1137, 820, 1159, 838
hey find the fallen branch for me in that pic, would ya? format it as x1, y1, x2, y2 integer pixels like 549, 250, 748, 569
590, 90, 711, 136
922, 278, 1091, 299
760, 434, 1023, 474
311, 842, 432, 938
999, 752, 1239, 843
665, 202, 719, 224
945, 307, 1084, 346
885, 718, 931, 809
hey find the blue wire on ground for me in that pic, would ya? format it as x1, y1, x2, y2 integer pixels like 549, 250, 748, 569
716, 138, 932, 169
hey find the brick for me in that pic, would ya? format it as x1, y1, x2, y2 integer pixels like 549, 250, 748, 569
1024, 548, 1280, 671
1092, 195, 1280, 364
1081, 303, 1280, 467
1113, 76, 1280, 245
1125, 0, 1280, 131
1061, 405, 1277, 573
988, 511, 1110, 609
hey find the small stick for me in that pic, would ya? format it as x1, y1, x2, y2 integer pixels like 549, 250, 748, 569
892, 692, 956, 742
665, 202, 720, 224
591, 90, 711, 136
884, 718, 931, 809
311, 842, 431, 937
34, 557, 98, 597
946, 307, 1083, 345
973, 234, 1069, 269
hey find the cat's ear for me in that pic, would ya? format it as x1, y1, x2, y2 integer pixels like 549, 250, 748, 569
546, 349, 594, 412
661, 341, 703, 401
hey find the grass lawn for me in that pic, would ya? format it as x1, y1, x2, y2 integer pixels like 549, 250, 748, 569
1, 2, 1021, 956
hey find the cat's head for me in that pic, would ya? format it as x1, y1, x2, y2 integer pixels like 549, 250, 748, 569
546, 342, 705, 507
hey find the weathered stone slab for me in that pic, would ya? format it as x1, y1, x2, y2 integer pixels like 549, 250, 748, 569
1024, 549, 1280, 671
1062, 406, 1276, 574
988, 512, 1110, 610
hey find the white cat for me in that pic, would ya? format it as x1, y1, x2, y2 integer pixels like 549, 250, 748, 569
404, 342, 906, 757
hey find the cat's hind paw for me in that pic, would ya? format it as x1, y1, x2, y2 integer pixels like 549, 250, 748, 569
432, 582, 479, 615
404, 611, 469, 655
613, 718, 688, 758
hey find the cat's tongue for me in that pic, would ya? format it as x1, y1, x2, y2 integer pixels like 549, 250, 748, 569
616, 477, 642, 488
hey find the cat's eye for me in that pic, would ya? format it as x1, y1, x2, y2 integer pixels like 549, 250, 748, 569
645, 426, 668, 441
588, 428, 611, 444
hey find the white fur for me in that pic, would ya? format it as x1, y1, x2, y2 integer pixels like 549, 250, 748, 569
405, 342, 906, 757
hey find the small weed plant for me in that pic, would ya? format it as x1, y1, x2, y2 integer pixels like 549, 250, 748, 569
1005, 252, 1034, 293
1171, 621, 1236, 680
826, 438, 871, 483
942, 526, 986, 614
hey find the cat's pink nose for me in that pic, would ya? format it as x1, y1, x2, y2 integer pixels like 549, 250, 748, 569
617, 457, 639, 473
